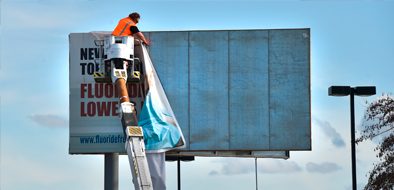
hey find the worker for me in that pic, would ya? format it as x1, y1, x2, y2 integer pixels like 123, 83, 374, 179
113, 12, 169, 190
112, 12, 150, 46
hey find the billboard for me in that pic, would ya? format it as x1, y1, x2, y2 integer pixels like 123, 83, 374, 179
69, 29, 310, 157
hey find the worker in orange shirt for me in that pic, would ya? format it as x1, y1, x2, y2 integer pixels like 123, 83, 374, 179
113, 12, 150, 46
113, 12, 169, 190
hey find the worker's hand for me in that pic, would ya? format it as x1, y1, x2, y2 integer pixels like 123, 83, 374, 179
143, 39, 151, 46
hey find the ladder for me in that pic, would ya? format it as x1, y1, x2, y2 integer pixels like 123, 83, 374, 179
94, 36, 153, 190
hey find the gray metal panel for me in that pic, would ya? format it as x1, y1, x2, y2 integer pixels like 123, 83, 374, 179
269, 29, 311, 150
189, 31, 229, 150
167, 150, 289, 159
229, 31, 270, 150
148, 32, 190, 149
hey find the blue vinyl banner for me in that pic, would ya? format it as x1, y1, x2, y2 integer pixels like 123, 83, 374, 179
139, 45, 186, 152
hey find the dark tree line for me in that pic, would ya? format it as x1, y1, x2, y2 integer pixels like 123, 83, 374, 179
356, 95, 394, 190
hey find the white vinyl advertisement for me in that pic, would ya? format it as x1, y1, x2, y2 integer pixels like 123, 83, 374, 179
69, 32, 186, 154
69, 32, 146, 154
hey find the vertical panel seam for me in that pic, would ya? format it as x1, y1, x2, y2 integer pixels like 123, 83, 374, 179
188, 31, 191, 150
227, 31, 231, 150
268, 30, 271, 149
308, 29, 312, 149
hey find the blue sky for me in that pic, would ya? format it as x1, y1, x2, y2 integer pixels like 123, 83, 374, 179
1, 0, 394, 189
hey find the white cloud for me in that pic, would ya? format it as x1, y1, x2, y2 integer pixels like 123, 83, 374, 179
313, 117, 346, 148
305, 162, 342, 173
208, 170, 219, 176
28, 114, 68, 127
220, 158, 254, 175
211, 158, 302, 176
258, 159, 303, 174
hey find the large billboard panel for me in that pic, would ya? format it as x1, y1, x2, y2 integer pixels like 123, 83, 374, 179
69, 29, 311, 156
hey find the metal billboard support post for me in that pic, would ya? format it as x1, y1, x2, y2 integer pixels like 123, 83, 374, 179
255, 158, 258, 190
104, 153, 119, 190
177, 157, 181, 190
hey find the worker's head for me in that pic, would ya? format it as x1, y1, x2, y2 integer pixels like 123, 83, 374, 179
129, 12, 140, 24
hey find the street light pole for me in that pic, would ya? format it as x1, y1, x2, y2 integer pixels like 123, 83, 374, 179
328, 86, 376, 190
350, 88, 357, 190
165, 156, 195, 190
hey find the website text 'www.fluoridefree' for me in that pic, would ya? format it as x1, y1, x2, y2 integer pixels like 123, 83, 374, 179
79, 134, 126, 144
